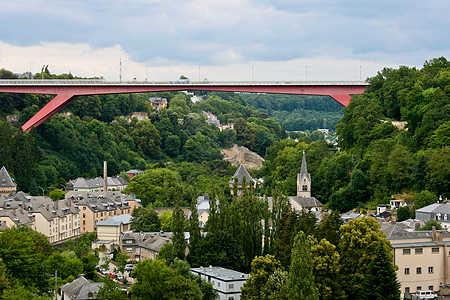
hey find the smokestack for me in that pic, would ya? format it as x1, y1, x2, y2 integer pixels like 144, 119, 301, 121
103, 161, 107, 192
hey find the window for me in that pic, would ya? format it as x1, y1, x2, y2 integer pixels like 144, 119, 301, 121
302, 185, 308, 191
428, 286, 434, 291
404, 268, 410, 275
417, 286, 422, 291
428, 266, 434, 274
432, 247, 440, 253
403, 249, 411, 255
405, 287, 410, 293
229, 284, 234, 289
416, 267, 422, 274
415, 248, 423, 254
228, 297, 234, 300
126, 248, 132, 253
218, 282, 220, 287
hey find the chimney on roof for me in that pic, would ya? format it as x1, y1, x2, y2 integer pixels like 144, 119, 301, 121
103, 161, 108, 192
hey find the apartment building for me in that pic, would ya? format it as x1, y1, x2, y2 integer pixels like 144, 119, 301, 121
191, 266, 250, 300
382, 221, 450, 296
66, 191, 140, 233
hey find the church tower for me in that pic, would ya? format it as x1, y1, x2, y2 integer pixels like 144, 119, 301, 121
297, 151, 311, 197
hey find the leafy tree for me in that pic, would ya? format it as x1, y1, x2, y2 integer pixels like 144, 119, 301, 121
124, 168, 183, 207
46, 251, 83, 284
48, 188, 65, 201
160, 209, 173, 232
396, 206, 412, 222
260, 269, 289, 300
241, 255, 283, 300
418, 220, 443, 231
130, 120, 162, 157
339, 217, 391, 300
315, 210, 343, 246
188, 197, 201, 254
360, 242, 401, 300
96, 277, 128, 300
157, 243, 176, 265
0, 227, 52, 294
413, 190, 437, 211
187, 230, 243, 271
288, 231, 318, 300
131, 206, 161, 232
131, 259, 201, 300
172, 199, 187, 260
310, 237, 345, 300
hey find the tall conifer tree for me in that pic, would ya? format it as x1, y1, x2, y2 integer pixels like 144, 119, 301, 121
360, 242, 401, 300
288, 231, 318, 300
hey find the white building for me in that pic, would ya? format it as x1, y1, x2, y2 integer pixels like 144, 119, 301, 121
191, 266, 249, 300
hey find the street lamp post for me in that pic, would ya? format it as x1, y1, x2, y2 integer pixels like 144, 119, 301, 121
38, 186, 49, 197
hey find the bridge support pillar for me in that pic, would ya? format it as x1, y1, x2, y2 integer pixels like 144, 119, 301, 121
22, 94, 79, 132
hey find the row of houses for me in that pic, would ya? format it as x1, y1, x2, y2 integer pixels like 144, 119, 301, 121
0, 189, 140, 244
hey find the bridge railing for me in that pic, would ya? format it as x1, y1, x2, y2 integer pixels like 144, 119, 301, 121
0, 79, 369, 86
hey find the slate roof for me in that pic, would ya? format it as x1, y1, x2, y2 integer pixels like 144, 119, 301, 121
0, 208, 34, 226
66, 191, 140, 213
96, 214, 132, 226
191, 266, 250, 281
121, 231, 172, 252
297, 151, 311, 182
416, 203, 442, 213
0, 166, 15, 188
381, 221, 450, 241
288, 196, 323, 209
229, 164, 255, 185
60, 276, 104, 300
70, 176, 128, 190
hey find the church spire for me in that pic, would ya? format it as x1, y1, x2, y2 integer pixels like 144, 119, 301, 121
297, 151, 311, 197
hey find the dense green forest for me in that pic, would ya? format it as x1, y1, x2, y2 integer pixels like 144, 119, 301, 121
243, 93, 344, 131
256, 57, 449, 212
0, 57, 449, 210
0, 58, 448, 299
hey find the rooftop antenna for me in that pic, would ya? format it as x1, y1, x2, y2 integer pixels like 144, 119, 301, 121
119, 58, 122, 83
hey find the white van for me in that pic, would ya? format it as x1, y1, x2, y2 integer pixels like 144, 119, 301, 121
417, 290, 438, 299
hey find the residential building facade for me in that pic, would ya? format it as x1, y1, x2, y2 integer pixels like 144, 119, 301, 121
66, 191, 140, 233
93, 214, 133, 249
120, 231, 173, 262
191, 266, 250, 300
382, 221, 450, 297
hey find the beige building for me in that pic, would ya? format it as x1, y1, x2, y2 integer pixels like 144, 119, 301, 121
66, 191, 140, 233
32, 199, 81, 243
93, 214, 133, 250
0, 192, 80, 243
149, 97, 167, 111
120, 232, 172, 262
382, 221, 450, 296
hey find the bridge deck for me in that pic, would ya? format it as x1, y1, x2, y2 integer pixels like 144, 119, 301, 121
0, 80, 369, 131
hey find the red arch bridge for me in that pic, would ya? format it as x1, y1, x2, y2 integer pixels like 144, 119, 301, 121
0, 80, 369, 132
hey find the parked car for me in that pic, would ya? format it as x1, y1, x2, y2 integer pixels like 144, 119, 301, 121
116, 274, 123, 281
125, 264, 135, 271
102, 270, 110, 276
109, 273, 117, 279
417, 290, 438, 299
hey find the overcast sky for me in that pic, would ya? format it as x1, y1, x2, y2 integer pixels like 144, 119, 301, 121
0, 0, 449, 81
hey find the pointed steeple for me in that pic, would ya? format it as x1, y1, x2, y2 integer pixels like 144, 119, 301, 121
0, 166, 16, 195
297, 151, 311, 197
300, 150, 310, 181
